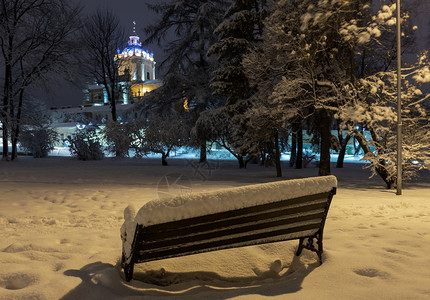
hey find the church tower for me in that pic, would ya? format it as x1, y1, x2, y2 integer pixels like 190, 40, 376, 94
83, 22, 161, 106
115, 22, 161, 102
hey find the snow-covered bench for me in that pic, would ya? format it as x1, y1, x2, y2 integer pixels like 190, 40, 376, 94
120, 175, 337, 282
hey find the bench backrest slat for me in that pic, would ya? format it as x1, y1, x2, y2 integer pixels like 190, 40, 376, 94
143, 191, 331, 234
143, 201, 327, 242
137, 222, 321, 262
131, 188, 336, 264
140, 211, 325, 251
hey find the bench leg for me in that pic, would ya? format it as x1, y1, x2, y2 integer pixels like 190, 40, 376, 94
317, 234, 323, 265
295, 233, 324, 265
124, 263, 135, 282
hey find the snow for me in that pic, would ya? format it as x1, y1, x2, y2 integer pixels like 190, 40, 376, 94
413, 66, 430, 83
132, 176, 337, 226
1, 157, 430, 299
357, 32, 371, 44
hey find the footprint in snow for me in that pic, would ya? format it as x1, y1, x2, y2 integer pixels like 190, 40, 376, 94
353, 268, 389, 278
0, 273, 38, 290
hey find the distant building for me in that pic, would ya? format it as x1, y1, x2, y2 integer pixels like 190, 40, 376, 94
83, 33, 162, 106
51, 30, 162, 145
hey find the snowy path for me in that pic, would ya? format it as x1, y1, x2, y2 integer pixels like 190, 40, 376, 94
0, 157, 429, 299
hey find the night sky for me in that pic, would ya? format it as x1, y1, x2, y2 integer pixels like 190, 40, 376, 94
46, 0, 429, 107
82, 0, 160, 44
45, 0, 162, 107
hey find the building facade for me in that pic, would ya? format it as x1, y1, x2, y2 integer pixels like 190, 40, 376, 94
83, 33, 162, 106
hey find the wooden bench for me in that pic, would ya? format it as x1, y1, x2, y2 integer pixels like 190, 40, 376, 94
120, 176, 337, 282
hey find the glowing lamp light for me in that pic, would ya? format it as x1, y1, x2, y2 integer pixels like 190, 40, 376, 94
184, 99, 190, 112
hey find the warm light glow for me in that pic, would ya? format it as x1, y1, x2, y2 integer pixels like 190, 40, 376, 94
184, 99, 190, 112
182, 90, 190, 112
131, 85, 153, 98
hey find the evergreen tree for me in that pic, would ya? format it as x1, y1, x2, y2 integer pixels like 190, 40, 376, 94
143, 0, 229, 163
208, 0, 268, 168
19, 98, 58, 158
208, 0, 267, 104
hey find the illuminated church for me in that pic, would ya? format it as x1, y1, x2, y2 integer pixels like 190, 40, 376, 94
83, 26, 162, 106
50, 28, 163, 144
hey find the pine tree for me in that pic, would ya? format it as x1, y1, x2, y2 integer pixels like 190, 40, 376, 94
208, 0, 268, 168
143, 0, 229, 163
208, 0, 267, 104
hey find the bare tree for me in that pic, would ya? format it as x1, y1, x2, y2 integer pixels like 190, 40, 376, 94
0, 0, 81, 160
131, 115, 190, 166
80, 9, 127, 123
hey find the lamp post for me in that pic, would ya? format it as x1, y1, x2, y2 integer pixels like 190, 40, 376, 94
396, 0, 402, 195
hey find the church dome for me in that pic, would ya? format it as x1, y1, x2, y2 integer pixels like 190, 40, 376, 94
116, 35, 154, 61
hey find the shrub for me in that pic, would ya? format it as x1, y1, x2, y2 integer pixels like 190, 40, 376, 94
67, 129, 104, 160
19, 127, 58, 158
102, 121, 134, 158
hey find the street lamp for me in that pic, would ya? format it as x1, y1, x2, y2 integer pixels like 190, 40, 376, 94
396, 0, 402, 195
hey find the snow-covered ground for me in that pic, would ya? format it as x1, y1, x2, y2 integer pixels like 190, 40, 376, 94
0, 157, 429, 299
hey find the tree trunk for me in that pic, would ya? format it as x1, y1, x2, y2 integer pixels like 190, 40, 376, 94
10, 104, 16, 160
11, 133, 18, 160
296, 124, 303, 169
274, 131, 282, 177
216, 140, 245, 168
2, 111, 9, 160
319, 110, 331, 176
260, 150, 266, 166
11, 89, 25, 160
111, 90, 119, 157
2, 127, 9, 160
111, 96, 117, 122
238, 155, 245, 168
290, 131, 297, 167
244, 155, 254, 168
336, 133, 351, 168
2, 52, 12, 160
199, 142, 207, 163
161, 153, 168, 166
353, 129, 395, 188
